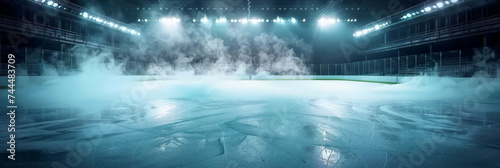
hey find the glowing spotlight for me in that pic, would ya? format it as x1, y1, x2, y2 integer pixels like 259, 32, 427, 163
406, 13, 412, 18
251, 19, 258, 24
201, 17, 208, 23
425, 7, 432, 12
47, 1, 53, 5
445, 1, 450, 4
82, 12, 89, 18
436, 2, 444, 8
219, 18, 227, 23
161, 17, 181, 24
375, 24, 380, 30
291, 17, 296, 23
303, 19, 306, 22
451, 0, 458, 3
242, 19, 248, 23
193, 19, 196, 22
266, 19, 269, 22
52, 3, 58, 7
354, 31, 362, 37
145, 19, 148, 22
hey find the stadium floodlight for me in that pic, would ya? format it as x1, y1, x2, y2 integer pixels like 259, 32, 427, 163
273, 19, 276, 22
425, 7, 432, 12
451, 0, 458, 3
436, 2, 444, 8
193, 19, 196, 22
303, 19, 306, 22
318, 18, 336, 27
47, 1, 53, 5
82, 12, 89, 18
52, 3, 58, 7
266, 19, 269, 22
219, 18, 227, 23
406, 13, 412, 18
291, 17, 296, 23
251, 19, 258, 24
445, 1, 450, 4
145, 19, 148, 22
130, 30, 137, 35
161, 17, 181, 24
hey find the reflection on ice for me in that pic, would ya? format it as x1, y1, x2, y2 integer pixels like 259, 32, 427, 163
1, 79, 500, 167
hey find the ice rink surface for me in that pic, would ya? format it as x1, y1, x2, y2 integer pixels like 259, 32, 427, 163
1, 78, 500, 168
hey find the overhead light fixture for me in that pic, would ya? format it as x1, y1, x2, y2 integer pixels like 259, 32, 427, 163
436, 2, 444, 8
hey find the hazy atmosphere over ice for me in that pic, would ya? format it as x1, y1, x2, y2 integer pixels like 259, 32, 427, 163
1, 0, 500, 168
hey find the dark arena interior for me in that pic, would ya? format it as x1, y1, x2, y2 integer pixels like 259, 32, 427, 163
1, 0, 500, 167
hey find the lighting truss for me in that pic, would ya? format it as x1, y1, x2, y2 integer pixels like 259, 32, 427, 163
137, 17, 357, 25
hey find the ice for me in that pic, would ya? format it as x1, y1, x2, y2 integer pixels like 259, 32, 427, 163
1, 77, 500, 168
